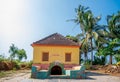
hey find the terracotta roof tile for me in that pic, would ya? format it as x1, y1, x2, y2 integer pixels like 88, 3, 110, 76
32, 33, 79, 46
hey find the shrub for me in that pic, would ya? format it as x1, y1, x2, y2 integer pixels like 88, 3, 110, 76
19, 60, 33, 69
27, 60, 33, 68
84, 60, 91, 70
12, 60, 21, 70
0, 61, 13, 70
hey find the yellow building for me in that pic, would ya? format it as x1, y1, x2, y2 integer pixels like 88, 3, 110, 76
32, 33, 80, 75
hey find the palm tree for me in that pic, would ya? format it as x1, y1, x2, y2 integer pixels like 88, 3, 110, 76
73, 5, 107, 65
97, 38, 120, 64
106, 12, 120, 64
96, 12, 120, 64
107, 11, 120, 39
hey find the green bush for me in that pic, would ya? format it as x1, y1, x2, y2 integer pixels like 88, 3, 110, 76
84, 60, 91, 70
19, 60, 33, 69
27, 60, 33, 68
12, 60, 21, 70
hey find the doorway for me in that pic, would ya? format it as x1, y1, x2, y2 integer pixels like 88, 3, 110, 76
51, 66, 62, 75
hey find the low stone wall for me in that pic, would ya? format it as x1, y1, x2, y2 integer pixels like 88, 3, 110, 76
31, 65, 86, 79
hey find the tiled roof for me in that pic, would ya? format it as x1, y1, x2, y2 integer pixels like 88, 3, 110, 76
32, 33, 79, 46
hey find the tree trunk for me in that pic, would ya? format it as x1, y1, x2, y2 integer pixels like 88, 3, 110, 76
79, 52, 81, 65
84, 52, 88, 62
109, 55, 112, 64
90, 38, 93, 65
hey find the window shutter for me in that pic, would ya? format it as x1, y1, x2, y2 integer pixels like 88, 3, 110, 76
65, 53, 71, 62
42, 52, 49, 61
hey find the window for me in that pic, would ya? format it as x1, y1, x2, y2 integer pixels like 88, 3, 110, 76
42, 52, 49, 61
65, 53, 71, 62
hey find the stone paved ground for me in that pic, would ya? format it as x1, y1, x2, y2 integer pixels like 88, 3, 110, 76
0, 71, 120, 82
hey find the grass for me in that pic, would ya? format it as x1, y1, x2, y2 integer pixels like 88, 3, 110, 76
0, 70, 16, 78
0, 71, 6, 78
0, 69, 31, 78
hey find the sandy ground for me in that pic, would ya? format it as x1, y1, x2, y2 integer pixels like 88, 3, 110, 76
0, 70, 120, 82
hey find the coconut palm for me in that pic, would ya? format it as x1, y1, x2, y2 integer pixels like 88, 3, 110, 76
96, 12, 120, 64
96, 38, 120, 64
73, 5, 108, 65
107, 12, 120, 39
106, 12, 120, 64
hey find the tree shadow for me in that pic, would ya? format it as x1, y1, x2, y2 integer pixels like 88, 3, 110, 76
85, 71, 109, 80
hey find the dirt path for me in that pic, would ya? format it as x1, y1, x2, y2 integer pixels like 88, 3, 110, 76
0, 70, 120, 82
0, 71, 30, 82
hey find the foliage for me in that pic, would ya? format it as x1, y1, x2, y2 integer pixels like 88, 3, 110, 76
107, 11, 120, 38
92, 56, 106, 65
20, 60, 33, 69
0, 61, 13, 70
72, 5, 108, 65
66, 35, 79, 42
116, 61, 120, 67
71, 5, 120, 65
98, 12, 120, 64
9, 44, 27, 61
0, 44, 28, 71
114, 54, 120, 62
27, 60, 33, 68
9, 44, 18, 60
0, 54, 13, 70
12, 60, 21, 70
96, 38, 120, 64
83, 59, 91, 70
17, 49, 27, 61
0, 54, 5, 62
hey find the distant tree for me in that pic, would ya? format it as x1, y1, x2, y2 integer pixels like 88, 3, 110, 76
9, 44, 27, 61
0, 54, 6, 62
17, 49, 27, 61
9, 44, 18, 61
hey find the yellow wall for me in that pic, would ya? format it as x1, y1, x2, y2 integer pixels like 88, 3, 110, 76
32, 45, 80, 65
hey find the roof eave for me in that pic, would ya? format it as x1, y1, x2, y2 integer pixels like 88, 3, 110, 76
31, 43, 80, 48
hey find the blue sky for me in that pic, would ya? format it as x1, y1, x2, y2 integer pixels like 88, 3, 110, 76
0, 0, 120, 61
